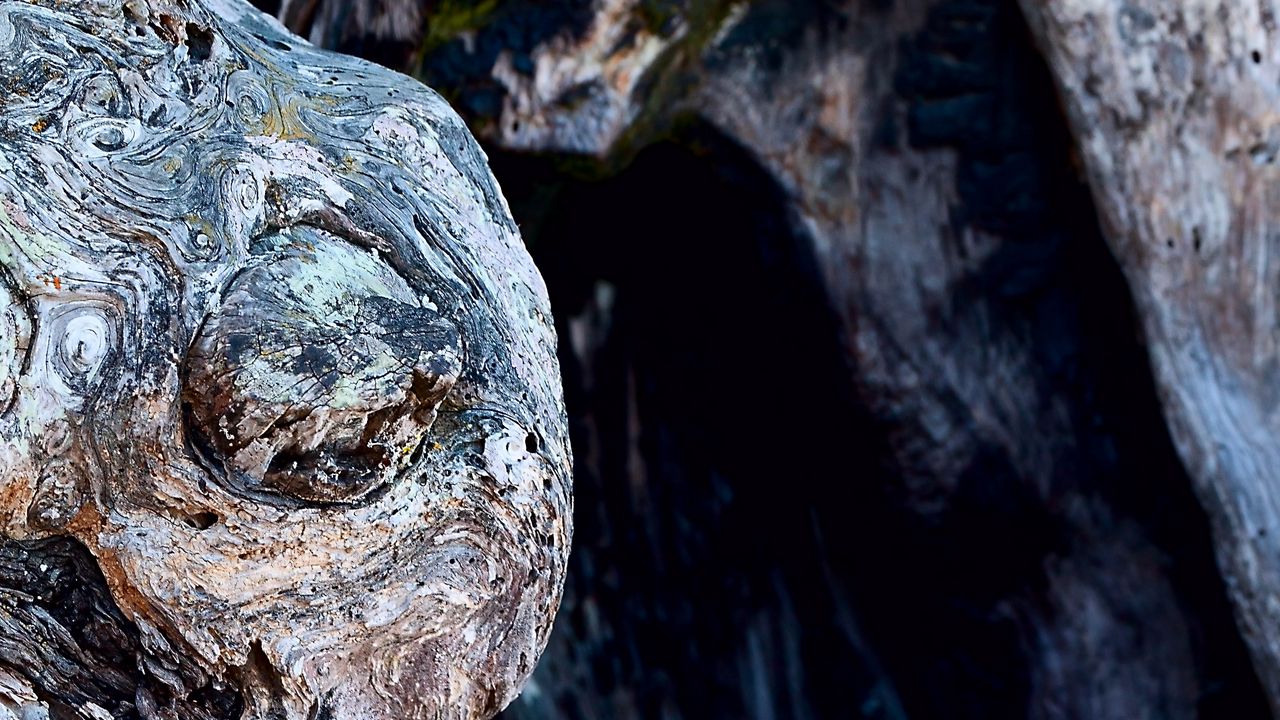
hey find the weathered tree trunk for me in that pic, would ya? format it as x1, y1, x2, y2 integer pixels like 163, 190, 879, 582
0, 1, 571, 718
1021, 1, 1280, 714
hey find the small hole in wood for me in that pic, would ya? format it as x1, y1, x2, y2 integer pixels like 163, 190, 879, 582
408, 437, 428, 465
186, 23, 214, 63
184, 512, 219, 530
1253, 49, 1263, 64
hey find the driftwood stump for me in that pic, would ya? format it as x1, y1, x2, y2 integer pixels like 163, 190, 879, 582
0, 1, 572, 718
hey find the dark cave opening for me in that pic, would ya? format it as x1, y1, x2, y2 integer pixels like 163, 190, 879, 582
488, 102, 1268, 720
491, 122, 895, 718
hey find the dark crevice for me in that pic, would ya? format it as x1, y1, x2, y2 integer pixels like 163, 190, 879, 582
185, 23, 214, 63
492, 121, 897, 718
887, 1, 1269, 717
0, 536, 244, 719
182, 511, 220, 531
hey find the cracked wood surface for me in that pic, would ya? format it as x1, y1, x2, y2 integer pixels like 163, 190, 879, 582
0, 1, 572, 718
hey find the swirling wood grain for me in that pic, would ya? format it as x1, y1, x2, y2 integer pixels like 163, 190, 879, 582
0, 1, 572, 718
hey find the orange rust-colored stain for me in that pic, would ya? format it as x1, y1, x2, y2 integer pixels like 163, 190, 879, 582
31, 118, 48, 133
52, 276, 62, 291
40, 275, 63, 291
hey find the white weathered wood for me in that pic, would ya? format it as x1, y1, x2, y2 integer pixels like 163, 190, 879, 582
0, 1, 572, 718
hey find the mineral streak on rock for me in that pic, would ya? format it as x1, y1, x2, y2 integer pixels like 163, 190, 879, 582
0, 1, 572, 718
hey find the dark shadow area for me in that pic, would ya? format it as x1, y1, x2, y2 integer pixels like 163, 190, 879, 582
492, 122, 900, 719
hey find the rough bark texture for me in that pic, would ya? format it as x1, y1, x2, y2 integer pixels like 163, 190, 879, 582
1020, 1, 1280, 714
0, 1, 571, 718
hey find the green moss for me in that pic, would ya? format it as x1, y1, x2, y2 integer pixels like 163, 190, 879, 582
600, 0, 743, 168
424, 0, 750, 182
421, 0, 499, 54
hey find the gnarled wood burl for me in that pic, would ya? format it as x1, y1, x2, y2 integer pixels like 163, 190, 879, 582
0, 1, 572, 718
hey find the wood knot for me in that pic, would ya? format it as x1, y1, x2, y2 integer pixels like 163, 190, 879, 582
184, 228, 462, 504
46, 302, 118, 394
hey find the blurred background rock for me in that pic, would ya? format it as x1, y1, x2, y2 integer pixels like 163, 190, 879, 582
249, 1, 1273, 718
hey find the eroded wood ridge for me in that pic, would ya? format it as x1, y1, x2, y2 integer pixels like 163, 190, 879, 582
0, 1, 572, 718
